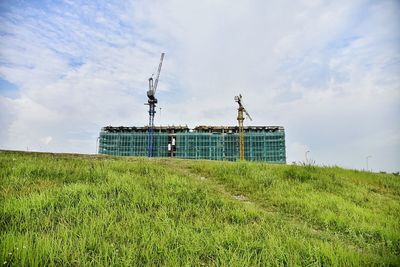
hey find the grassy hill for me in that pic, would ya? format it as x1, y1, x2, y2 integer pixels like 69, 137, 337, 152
1, 150, 399, 266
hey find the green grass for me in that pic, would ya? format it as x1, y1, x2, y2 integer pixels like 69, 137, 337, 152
1, 150, 399, 266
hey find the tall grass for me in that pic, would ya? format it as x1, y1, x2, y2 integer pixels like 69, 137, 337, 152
1, 151, 399, 266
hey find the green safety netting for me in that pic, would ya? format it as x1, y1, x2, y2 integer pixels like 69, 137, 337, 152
99, 131, 285, 163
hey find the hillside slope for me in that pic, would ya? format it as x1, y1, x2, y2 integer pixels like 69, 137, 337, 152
1, 151, 399, 266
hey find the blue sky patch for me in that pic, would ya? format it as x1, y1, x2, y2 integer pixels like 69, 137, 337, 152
0, 77, 19, 99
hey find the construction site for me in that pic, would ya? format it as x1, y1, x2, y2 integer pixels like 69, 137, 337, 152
98, 53, 286, 163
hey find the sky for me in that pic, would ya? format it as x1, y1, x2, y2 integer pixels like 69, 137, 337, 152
0, 0, 399, 172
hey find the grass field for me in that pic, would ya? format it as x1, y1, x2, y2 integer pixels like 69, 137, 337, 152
1, 150, 399, 266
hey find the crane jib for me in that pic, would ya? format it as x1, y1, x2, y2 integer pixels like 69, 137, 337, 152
152, 53, 165, 95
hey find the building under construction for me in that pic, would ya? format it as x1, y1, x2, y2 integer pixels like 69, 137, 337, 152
98, 125, 286, 163
98, 53, 286, 163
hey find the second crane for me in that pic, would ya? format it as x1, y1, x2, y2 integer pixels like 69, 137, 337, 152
235, 94, 252, 161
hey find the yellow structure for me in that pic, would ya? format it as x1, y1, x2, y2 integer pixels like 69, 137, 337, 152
234, 94, 252, 160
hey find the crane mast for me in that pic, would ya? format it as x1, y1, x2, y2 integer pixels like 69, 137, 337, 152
147, 53, 165, 157
235, 94, 252, 161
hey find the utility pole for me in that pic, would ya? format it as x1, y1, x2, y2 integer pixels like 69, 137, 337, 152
96, 137, 99, 154
159, 107, 162, 125
305, 150, 310, 164
366, 155, 372, 171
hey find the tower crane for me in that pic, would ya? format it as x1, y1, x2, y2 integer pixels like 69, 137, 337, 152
146, 52, 165, 157
235, 94, 252, 161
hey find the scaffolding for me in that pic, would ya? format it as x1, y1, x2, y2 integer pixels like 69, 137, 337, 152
98, 126, 286, 163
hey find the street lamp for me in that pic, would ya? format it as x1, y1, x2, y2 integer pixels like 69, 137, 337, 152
366, 155, 372, 171
305, 150, 310, 164
96, 137, 100, 154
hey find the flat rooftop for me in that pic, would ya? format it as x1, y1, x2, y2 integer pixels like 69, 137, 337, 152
101, 125, 284, 133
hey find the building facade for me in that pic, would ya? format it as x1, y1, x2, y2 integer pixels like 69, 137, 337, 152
98, 125, 286, 163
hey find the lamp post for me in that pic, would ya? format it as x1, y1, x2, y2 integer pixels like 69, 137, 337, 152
96, 137, 99, 154
305, 150, 310, 164
159, 107, 162, 125
366, 155, 372, 171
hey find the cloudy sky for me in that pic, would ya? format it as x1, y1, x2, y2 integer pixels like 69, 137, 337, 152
0, 0, 399, 172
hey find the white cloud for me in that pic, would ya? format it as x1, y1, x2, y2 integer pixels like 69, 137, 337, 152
40, 136, 52, 145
